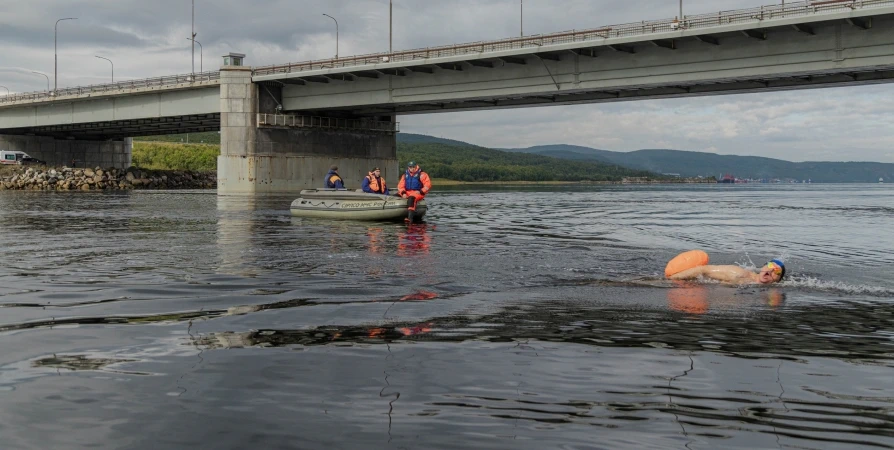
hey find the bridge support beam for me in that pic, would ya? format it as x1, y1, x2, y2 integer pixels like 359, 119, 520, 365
0, 134, 131, 168
217, 65, 397, 194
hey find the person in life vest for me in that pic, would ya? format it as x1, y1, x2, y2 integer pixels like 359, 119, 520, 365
361, 167, 389, 194
324, 165, 345, 189
397, 161, 431, 221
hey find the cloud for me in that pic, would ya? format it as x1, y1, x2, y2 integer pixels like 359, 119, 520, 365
1, 0, 893, 162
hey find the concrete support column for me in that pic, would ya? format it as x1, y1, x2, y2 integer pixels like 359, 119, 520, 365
217, 63, 398, 194
217, 64, 258, 192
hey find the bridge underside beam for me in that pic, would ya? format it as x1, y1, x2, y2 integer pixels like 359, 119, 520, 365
274, 12, 894, 117
0, 113, 221, 140
570, 48, 599, 57
468, 60, 495, 68
846, 17, 872, 29
341, 69, 894, 115
694, 35, 720, 45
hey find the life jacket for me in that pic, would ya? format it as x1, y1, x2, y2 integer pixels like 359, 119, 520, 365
366, 173, 387, 193
325, 170, 344, 188
403, 169, 424, 191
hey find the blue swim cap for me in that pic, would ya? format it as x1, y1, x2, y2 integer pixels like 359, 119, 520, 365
769, 259, 786, 279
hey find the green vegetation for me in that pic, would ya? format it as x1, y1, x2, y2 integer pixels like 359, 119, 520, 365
130, 138, 658, 182
132, 142, 218, 171
398, 142, 656, 182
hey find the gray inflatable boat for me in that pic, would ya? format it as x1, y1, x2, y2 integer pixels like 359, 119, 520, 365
290, 189, 427, 221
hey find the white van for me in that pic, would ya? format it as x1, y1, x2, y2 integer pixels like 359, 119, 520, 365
0, 150, 45, 165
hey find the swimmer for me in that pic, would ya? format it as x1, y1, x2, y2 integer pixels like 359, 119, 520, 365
669, 259, 786, 285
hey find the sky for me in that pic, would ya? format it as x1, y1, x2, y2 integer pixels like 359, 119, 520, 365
1, 0, 893, 162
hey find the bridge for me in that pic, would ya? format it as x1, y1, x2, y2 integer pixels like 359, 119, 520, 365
2, 0, 894, 192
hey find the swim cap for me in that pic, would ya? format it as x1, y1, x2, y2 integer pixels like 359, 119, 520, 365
407, 161, 417, 167
767, 259, 786, 280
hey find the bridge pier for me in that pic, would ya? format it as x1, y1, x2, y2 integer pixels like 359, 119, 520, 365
0, 134, 131, 169
217, 64, 398, 194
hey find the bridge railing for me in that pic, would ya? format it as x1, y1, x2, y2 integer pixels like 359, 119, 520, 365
257, 114, 399, 134
0, 71, 220, 105
252, 0, 894, 76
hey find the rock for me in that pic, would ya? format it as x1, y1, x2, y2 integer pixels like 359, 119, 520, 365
126, 172, 136, 181
96, 169, 104, 177
80, 183, 90, 191
84, 168, 95, 177
93, 175, 103, 183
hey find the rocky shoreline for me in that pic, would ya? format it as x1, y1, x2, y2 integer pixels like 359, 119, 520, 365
0, 166, 216, 191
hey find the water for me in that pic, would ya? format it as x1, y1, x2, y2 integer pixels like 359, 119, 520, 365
1, 184, 893, 449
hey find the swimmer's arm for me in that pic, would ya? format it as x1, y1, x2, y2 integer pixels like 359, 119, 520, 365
669, 265, 752, 283
669, 266, 709, 280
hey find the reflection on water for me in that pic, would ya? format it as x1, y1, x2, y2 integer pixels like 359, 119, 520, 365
0, 185, 893, 449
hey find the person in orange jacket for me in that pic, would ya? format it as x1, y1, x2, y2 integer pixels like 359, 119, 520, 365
361, 167, 389, 195
397, 161, 431, 222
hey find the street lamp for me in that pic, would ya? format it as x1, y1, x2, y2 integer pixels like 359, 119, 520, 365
0, 85, 9, 96
32, 71, 50, 92
55, 17, 78, 92
191, 0, 196, 74
520, 0, 523, 37
94, 56, 113, 82
187, 38, 203, 71
322, 13, 339, 59
389, 0, 393, 54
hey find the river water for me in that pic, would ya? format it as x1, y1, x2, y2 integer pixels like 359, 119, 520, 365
1, 184, 892, 449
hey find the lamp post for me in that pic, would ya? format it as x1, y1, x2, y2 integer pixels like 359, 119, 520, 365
389, 0, 393, 54
94, 56, 113, 82
520, 0, 523, 37
679, 0, 683, 23
191, 0, 196, 74
32, 71, 50, 92
0, 85, 9, 96
187, 38, 203, 71
322, 13, 339, 59
55, 17, 77, 92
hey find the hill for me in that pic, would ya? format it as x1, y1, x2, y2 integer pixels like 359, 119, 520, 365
397, 142, 656, 182
397, 133, 478, 148
502, 144, 893, 183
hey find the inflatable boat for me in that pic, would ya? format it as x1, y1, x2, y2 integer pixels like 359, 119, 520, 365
290, 189, 427, 222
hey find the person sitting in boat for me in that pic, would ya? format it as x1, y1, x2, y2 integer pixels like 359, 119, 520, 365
325, 165, 345, 189
361, 167, 389, 195
397, 161, 431, 214
669, 259, 786, 285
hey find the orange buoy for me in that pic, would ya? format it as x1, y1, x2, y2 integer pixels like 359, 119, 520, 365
664, 250, 710, 278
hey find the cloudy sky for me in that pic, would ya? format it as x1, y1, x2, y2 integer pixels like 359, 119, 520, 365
1, 0, 893, 162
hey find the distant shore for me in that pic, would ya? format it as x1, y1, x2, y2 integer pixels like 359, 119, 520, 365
433, 178, 716, 186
